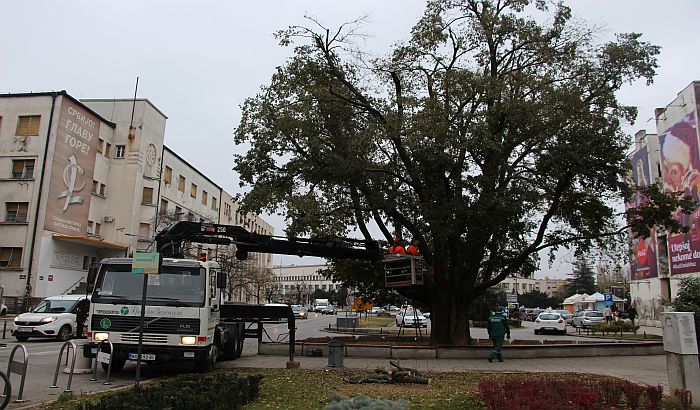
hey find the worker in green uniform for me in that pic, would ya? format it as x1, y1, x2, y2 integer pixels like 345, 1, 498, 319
487, 306, 511, 362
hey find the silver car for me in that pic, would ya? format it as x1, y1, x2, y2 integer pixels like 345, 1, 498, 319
572, 310, 605, 328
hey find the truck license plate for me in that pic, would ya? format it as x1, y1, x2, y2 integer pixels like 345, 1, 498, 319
128, 353, 156, 361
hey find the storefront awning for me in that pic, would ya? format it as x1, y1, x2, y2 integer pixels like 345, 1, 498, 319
52, 234, 128, 250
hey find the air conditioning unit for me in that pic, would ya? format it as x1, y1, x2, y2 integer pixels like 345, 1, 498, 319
103, 216, 115, 223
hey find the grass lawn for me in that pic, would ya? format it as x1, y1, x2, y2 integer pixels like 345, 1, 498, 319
234, 367, 484, 409
355, 315, 397, 328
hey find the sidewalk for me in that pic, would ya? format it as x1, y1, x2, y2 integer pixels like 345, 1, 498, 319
224, 353, 669, 391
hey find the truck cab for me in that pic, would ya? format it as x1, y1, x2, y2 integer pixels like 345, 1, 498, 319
84, 257, 240, 372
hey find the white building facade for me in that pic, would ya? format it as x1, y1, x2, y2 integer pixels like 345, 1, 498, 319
272, 264, 344, 304
0, 91, 273, 311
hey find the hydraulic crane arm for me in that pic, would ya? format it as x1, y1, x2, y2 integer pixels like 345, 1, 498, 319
154, 221, 382, 261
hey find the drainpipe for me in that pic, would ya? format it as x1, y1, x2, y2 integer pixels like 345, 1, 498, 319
23, 92, 59, 311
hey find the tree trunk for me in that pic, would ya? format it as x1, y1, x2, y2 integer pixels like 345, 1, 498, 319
430, 291, 471, 345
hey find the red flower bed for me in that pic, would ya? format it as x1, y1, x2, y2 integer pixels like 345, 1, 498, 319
478, 376, 669, 410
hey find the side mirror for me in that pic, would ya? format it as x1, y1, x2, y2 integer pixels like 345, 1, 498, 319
216, 271, 227, 289
87, 263, 99, 285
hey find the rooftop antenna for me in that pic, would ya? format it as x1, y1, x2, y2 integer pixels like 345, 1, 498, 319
128, 76, 139, 139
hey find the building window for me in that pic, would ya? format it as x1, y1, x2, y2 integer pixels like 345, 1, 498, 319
187, 212, 194, 221
212, 197, 218, 211
94, 222, 101, 236
92, 180, 99, 194
82, 256, 90, 270
164, 166, 172, 184
105, 143, 111, 157
0, 247, 22, 268
160, 199, 168, 214
175, 206, 182, 216
87, 220, 93, 234
142, 187, 154, 205
139, 223, 151, 238
191, 183, 197, 199
97, 138, 104, 154
11, 159, 34, 179
15, 115, 40, 136
224, 202, 231, 217
202, 191, 208, 206
100, 183, 106, 196
5, 202, 28, 223
115, 145, 126, 159
178, 176, 186, 193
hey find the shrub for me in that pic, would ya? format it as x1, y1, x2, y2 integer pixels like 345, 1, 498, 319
597, 378, 624, 406
75, 372, 262, 410
591, 321, 639, 334
622, 380, 645, 409
479, 377, 600, 410
324, 394, 407, 410
673, 388, 693, 410
644, 384, 663, 410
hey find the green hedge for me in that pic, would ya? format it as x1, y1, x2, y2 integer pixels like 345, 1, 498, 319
74, 372, 262, 410
591, 321, 640, 334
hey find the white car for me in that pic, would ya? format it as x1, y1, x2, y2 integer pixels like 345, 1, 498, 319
396, 309, 428, 328
534, 312, 567, 335
13, 295, 89, 342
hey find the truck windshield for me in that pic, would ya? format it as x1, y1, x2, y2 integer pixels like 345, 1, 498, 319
93, 263, 206, 307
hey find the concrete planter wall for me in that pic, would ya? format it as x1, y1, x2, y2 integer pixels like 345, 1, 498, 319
257, 340, 664, 359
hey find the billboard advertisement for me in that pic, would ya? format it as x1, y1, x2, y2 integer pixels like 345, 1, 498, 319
626, 147, 658, 280
659, 112, 700, 275
44, 98, 100, 236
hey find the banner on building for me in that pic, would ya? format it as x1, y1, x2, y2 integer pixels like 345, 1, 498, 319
626, 147, 658, 280
659, 112, 700, 275
44, 98, 100, 236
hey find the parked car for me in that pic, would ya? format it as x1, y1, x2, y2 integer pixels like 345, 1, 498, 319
369, 306, 385, 315
396, 309, 428, 328
555, 310, 574, 326
321, 305, 337, 315
572, 310, 605, 328
291, 305, 308, 319
0, 303, 7, 316
526, 309, 543, 321
13, 295, 89, 342
534, 312, 567, 335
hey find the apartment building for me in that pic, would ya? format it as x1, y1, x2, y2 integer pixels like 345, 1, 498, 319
0, 91, 273, 310
626, 81, 700, 326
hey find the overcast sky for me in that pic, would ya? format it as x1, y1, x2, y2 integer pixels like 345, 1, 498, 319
3, 1, 698, 277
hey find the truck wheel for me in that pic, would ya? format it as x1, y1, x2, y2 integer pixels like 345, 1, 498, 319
102, 357, 126, 372
195, 345, 217, 373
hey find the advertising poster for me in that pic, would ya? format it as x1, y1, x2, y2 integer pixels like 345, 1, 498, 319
659, 112, 700, 275
44, 98, 100, 236
626, 147, 658, 280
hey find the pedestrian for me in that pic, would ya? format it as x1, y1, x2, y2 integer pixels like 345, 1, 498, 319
627, 306, 638, 324
487, 306, 510, 363
603, 306, 612, 323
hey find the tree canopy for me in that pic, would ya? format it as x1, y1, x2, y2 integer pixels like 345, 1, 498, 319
233, 0, 669, 345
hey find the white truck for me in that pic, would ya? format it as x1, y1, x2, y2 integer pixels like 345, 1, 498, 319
84, 256, 247, 372
314, 299, 330, 313
83, 221, 380, 372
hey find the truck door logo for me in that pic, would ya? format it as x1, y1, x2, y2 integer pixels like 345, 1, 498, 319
120, 306, 129, 315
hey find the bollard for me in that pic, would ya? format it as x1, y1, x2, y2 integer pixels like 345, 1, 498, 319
51, 341, 77, 393
5, 344, 28, 402
327, 340, 344, 368
2, 321, 6, 339
90, 340, 114, 385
